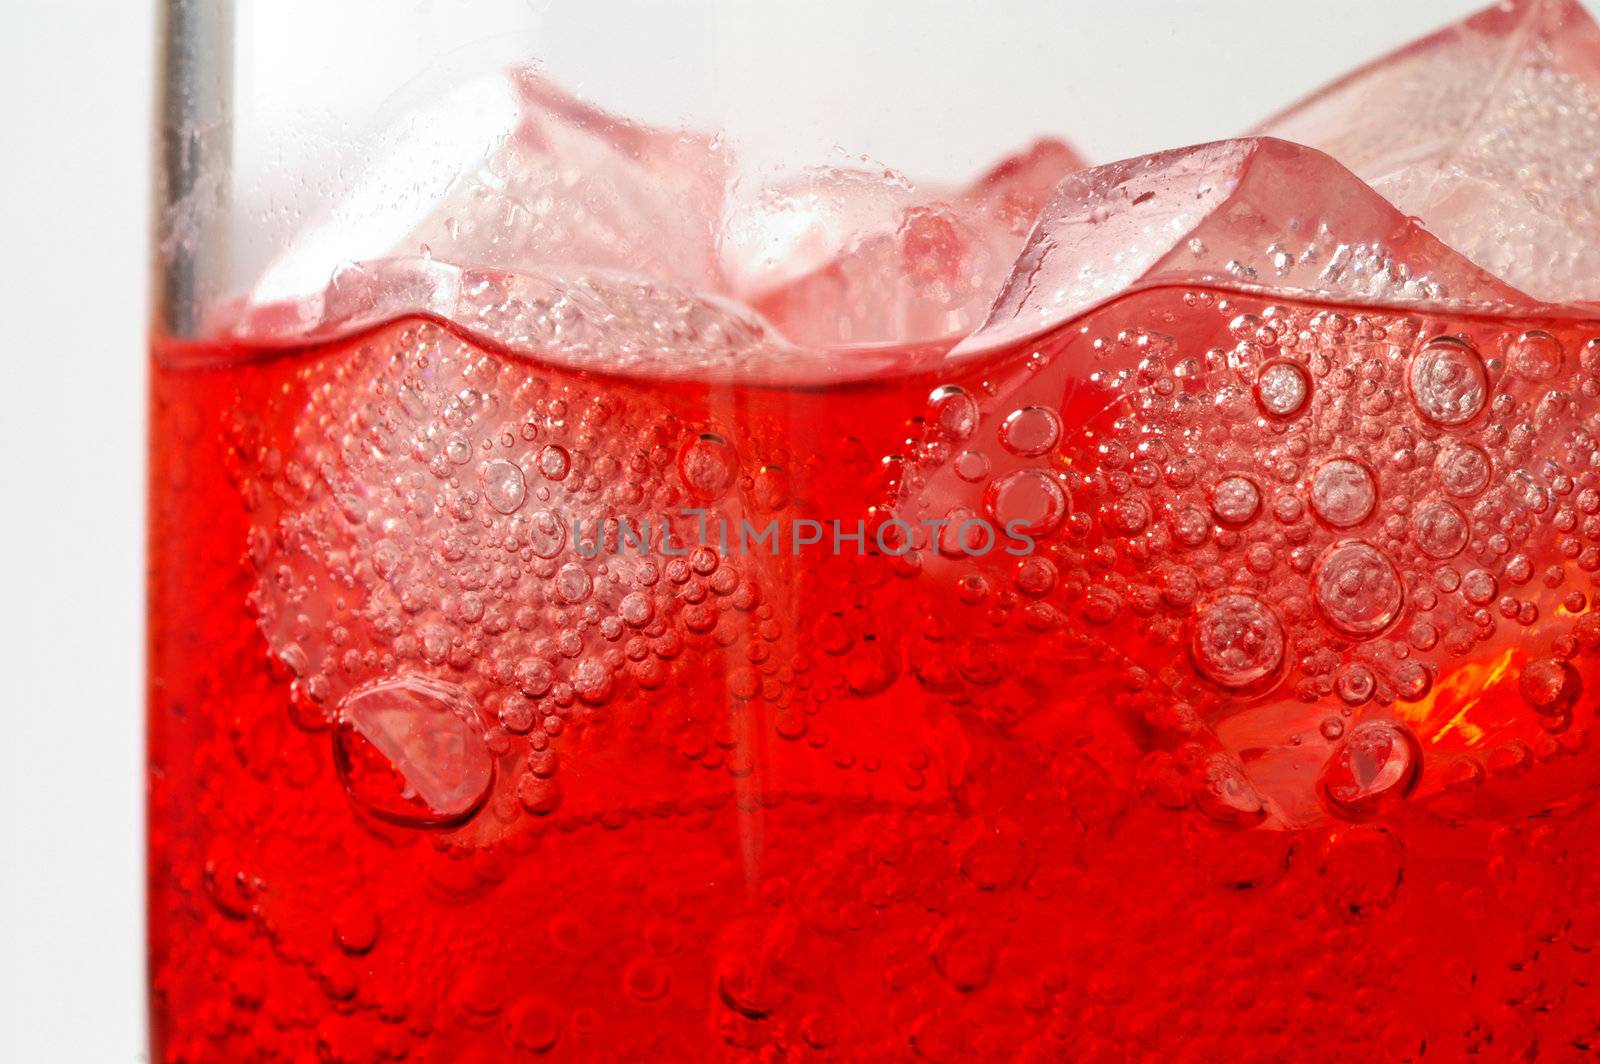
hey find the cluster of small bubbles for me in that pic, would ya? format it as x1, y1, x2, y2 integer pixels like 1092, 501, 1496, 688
228, 317, 860, 868
157, 192, 1600, 1062
1000, 302, 1600, 852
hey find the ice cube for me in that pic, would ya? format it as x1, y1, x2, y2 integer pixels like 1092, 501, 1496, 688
743, 190, 1001, 348
963, 138, 1088, 237
1256, 0, 1600, 305
954, 137, 1532, 357
408, 71, 733, 291
249, 74, 524, 309
724, 140, 1085, 348
250, 67, 1086, 353
252, 71, 732, 312
335, 675, 494, 828
717, 166, 924, 299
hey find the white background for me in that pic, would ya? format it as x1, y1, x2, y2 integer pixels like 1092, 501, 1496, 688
2, 1, 1487, 1059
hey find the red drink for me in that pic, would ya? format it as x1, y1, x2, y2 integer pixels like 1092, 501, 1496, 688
149, 4, 1600, 1058
150, 277, 1600, 1060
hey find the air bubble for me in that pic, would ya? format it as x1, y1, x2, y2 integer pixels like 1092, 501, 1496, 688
620, 591, 654, 627
1392, 662, 1432, 701
751, 465, 789, 512
1520, 657, 1581, 716
1336, 663, 1377, 706
1461, 568, 1498, 606
623, 956, 671, 1002
1407, 336, 1487, 426
1000, 406, 1061, 457
1318, 720, 1422, 818
1210, 475, 1261, 527
1310, 458, 1376, 528
332, 902, 380, 956
556, 563, 593, 604
1194, 752, 1267, 824
517, 772, 563, 815
1190, 593, 1285, 688
1322, 826, 1404, 914
929, 385, 979, 441
1172, 505, 1210, 547
984, 469, 1067, 536
679, 433, 739, 501
527, 510, 566, 559
1106, 496, 1151, 535
1436, 442, 1491, 498
1582, 338, 1600, 375
1014, 556, 1058, 597
953, 450, 989, 482
1313, 541, 1403, 638
1254, 360, 1310, 418
1508, 329, 1563, 381
514, 657, 554, 697
506, 997, 562, 1054
537, 444, 571, 481
480, 459, 527, 514
1412, 499, 1469, 559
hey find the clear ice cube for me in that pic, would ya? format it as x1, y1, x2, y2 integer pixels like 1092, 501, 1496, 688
252, 72, 732, 313
1257, 0, 1600, 305
722, 140, 1084, 348
955, 136, 1532, 358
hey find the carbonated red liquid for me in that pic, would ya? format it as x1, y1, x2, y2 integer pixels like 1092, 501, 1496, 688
150, 279, 1600, 1062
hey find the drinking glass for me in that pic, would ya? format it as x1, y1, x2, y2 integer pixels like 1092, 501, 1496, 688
151, 2, 1600, 1059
